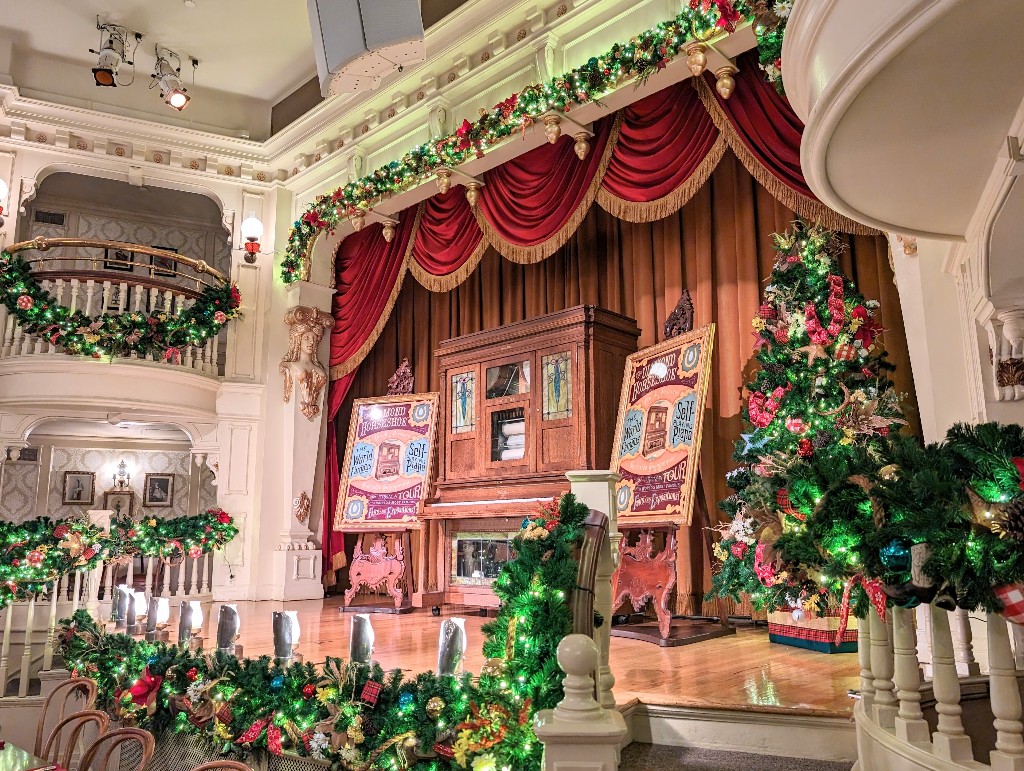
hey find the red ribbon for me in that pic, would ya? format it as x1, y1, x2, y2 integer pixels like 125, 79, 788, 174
238, 716, 271, 744
163, 347, 182, 365
1012, 458, 1024, 490
835, 574, 887, 645
126, 666, 163, 715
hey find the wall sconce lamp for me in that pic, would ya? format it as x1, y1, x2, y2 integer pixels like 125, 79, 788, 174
113, 459, 130, 489
239, 215, 265, 264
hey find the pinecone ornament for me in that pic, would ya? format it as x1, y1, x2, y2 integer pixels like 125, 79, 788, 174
812, 432, 832, 449
995, 500, 1024, 542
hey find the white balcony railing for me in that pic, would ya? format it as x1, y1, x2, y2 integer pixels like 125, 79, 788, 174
0, 238, 228, 377
855, 604, 1024, 771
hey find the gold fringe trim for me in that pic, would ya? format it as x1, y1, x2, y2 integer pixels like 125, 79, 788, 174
475, 111, 623, 264
595, 134, 728, 223
328, 204, 423, 380
324, 548, 350, 587
408, 235, 490, 293
300, 229, 320, 282
693, 78, 879, 237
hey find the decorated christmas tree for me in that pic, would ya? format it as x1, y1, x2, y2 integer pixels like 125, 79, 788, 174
710, 220, 906, 614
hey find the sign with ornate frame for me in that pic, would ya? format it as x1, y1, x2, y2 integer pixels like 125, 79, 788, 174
610, 324, 715, 524
335, 393, 440, 527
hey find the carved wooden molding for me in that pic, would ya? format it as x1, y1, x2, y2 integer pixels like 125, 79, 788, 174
280, 306, 335, 420
386, 357, 415, 395
664, 290, 695, 339
344, 533, 409, 609
293, 491, 311, 524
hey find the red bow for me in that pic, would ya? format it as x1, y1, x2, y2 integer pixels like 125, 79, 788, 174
835, 574, 886, 645
1012, 458, 1024, 490
127, 667, 163, 715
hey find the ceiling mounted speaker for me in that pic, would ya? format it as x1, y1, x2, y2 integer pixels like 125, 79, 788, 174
308, 0, 426, 96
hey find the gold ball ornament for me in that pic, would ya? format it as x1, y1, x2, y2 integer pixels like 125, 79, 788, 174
426, 696, 445, 719
480, 657, 506, 678
715, 66, 736, 100
878, 464, 900, 482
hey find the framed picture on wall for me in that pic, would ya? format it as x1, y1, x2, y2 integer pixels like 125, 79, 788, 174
104, 490, 134, 518
143, 473, 174, 507
62, 471, 96, 506
149, 247, 178, 278
103, 248, 135, 272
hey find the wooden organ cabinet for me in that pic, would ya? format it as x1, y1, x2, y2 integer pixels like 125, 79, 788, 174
415, 306, 639, 608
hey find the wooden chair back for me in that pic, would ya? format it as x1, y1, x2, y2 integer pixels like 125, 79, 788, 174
40, 710, 109, 770
80, 727, 155, 771
34, 677, 98, 756
191, 762, 254, 771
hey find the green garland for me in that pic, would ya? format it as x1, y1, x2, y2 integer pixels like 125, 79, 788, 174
58, 495, 592, 770
109, 508, 239, 562
0, 508, 238, 608
280, 0, 772, 283
0, 250, 242, 361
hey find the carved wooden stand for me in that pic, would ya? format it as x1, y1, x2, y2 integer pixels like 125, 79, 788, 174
610, 474, 736, 646
340, 529, 415, 614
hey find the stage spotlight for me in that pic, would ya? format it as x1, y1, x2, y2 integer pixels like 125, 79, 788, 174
152, 49, 194, 111
89, 21, 139, 87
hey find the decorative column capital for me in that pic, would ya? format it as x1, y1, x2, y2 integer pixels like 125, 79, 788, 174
987, 306, 1024, 401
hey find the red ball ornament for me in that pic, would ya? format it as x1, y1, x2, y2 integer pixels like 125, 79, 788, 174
53, 524, 70, 539
16, 295, 33, 311
188, 545, 203, 560
302, 683, 315, 699
186, 667, 199, 681
798, 438, 814, 458
214, 311, 227, 324
27, 550, 43, 567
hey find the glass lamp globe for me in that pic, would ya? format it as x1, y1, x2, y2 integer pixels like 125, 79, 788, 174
240, 216, 264, 242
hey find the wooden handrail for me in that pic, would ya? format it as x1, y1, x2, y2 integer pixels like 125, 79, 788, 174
5, 237, 228, 284
28, 270, 205, 300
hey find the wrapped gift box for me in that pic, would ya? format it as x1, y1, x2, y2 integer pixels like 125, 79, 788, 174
767, 609, 858, 654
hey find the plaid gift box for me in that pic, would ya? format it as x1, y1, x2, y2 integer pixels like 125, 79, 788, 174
360, 680, 382, 706
995, 583, 1024, 625
767, 609, 858, 654
833, 343, 857, 361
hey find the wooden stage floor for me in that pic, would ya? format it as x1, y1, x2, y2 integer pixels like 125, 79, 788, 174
213, 596, 858, 718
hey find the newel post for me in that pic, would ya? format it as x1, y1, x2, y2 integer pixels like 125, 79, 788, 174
566, 470, 620, 710
534, 634, 628, 771
85, 510, 112, 618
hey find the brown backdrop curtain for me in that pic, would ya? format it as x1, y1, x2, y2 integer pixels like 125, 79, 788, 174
333, 150, 919, 614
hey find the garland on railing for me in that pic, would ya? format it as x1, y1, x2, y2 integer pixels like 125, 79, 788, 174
710, 423, 1024, 624
0, 250, 242, 362
58, 496, 592, 770
109, 508, 239, 562
0, 508, 237, 608
280, 0, 796, 283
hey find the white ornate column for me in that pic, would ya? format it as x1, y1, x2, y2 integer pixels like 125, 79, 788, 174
566, 470, 620, 712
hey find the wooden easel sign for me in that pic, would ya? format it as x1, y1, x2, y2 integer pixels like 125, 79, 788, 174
610, 324, 715, 525
334, 393, 440, 527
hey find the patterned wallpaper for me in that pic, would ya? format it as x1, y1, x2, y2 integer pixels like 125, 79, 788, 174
43, 447, 215, 521
0, 462, 40, 524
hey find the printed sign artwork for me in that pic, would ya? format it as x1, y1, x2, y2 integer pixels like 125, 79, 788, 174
610, 325, 715, 524
335, 393, 440, 527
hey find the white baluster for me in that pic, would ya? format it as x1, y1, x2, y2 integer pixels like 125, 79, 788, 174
160, 559, 171, 598
951, 608, 982, 677
145, 556, 154, 597
133, 285, 145, 313
205, 553, 214, 594
42, 578, 60, 670
18, 595, 36, 697
0, 302, 9, 355
103, 561, 115, 618
19, 321, 32, 356
870, 608, 898, 728
68, 278, 80, 313
859, 613, 875, 710
53, 278, 64, 306
72, 570, 83, 614
0, 603, 13, 695
185, 345, 194, 369
0, 312, 12, 358
931, 605, 974, 762
163, 289, 173, 319
211, 333, 220, 375
126, 555, 135, 591
892, 606, 930, 744
175, 558, 186, 596
191, 556, 202, 596
203, 339, 213, 374
120, 282, 129, 313
101, 281, 112, 316
989, 612, 1024, 770
83, 279, 96, 316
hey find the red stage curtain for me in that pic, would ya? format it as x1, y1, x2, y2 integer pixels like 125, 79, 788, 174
322, 373, 353, 584
476, 115, 616, 262
409, 189, 486, 292
330, 213, 417, 377
598, 80, 725, 221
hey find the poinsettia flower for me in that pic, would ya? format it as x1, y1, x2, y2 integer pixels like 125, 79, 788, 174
455, 119, 474, 151
715, 0, 742, 31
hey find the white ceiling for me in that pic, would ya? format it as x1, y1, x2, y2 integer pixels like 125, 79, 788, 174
28, 418, 191, 443
5, 0, 316, 104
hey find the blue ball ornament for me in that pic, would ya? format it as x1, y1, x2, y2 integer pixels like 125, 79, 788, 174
879, 539, 912, 572
399, 691, 414, 709
271, 675, 285, 689
521, 518, 531, 529
147, 655, 158, 665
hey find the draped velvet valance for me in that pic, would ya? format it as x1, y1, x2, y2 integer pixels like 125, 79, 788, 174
321, 53, 884, 582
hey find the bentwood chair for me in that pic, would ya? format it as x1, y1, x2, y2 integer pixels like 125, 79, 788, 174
80, 727, 155, 771
34, 677, 99, 757
192, 762, 254, 771
40, 710, 109, 770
